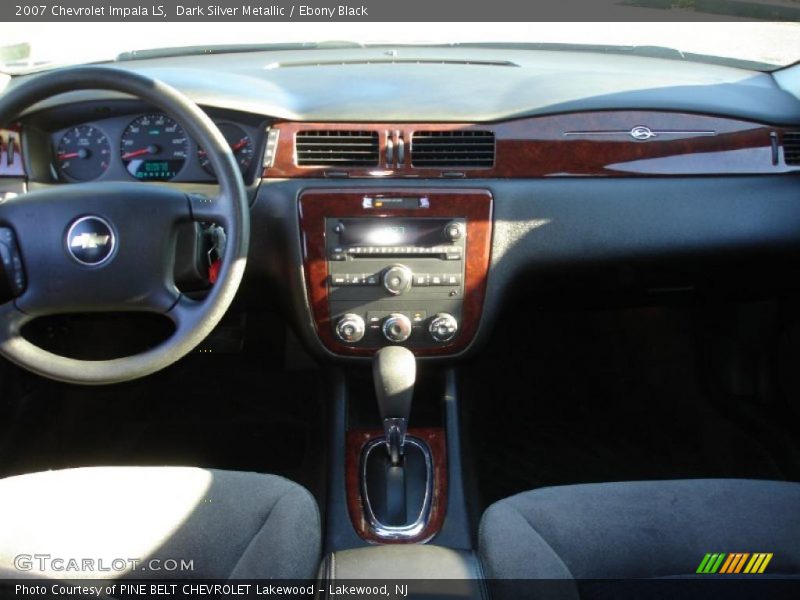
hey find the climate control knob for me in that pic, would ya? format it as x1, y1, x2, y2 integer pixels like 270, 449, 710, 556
335, 313, 365, 343
382, 313, 412, 343
383, 265, 413, 296
429, 313, 458, 343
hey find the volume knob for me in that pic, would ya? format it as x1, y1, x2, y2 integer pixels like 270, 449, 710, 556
335, 313, 365, 343
429, 313, 458, 343
444, 221, 465, 242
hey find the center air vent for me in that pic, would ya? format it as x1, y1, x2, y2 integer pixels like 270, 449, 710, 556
784, 132, 800, 166
411, 131, 495, 168
295, 130, 379, 167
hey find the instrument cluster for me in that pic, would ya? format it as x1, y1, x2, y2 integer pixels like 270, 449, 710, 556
51, 111, 262, 184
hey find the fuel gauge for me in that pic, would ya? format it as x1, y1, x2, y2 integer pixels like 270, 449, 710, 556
198, 123, 254, 176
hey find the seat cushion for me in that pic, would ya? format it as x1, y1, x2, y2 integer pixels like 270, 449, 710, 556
0, 467, 321, 579
479, 479, 800, 580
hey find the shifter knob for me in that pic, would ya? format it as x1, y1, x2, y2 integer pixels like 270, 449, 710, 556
373, 346, 416, 465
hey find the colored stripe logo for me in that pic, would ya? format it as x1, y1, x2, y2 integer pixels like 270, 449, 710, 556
696, 553, 773, 574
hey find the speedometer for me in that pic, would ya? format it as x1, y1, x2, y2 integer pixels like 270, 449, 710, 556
120, 113, 188, 181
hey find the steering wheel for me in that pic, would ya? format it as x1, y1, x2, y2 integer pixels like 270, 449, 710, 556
0, 67, 249, 385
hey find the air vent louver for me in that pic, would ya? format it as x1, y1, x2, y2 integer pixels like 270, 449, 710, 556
784, 132, 800, 166
296, 130, 379, 167
411, 130, 495, 168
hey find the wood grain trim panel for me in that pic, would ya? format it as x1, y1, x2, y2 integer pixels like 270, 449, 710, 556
298, 189, 493, 357
265, 112, 800, 178
345, 427, 447, 544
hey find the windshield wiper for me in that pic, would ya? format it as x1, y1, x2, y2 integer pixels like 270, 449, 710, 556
115, 41, 364, 62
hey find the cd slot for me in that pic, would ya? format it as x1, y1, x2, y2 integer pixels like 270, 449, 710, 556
343, 246, 462, 260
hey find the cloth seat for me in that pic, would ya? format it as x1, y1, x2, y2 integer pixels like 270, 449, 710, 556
479, 479, 800, 582
0, 467, 321, 580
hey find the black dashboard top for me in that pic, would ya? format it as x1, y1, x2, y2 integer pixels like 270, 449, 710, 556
5, 46, 800, 125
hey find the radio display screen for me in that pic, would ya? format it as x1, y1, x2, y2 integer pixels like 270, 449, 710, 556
338, 219, 449, 247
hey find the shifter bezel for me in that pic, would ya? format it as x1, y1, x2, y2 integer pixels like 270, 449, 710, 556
360, 436, 434, 541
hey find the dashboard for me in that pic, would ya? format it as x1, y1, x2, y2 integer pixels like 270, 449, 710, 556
1, 47, 799, 362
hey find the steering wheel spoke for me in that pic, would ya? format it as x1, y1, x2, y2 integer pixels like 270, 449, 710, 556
164, 294, 204, 330
0, 301, 31, 347
188, 191, 232, 228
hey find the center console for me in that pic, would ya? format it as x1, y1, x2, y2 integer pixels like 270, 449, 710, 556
298, 189, 493, 356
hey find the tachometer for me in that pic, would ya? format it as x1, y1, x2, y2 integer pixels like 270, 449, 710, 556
56, 125, 111, 181
120, 113, 188, 181
198, 123, 254, 176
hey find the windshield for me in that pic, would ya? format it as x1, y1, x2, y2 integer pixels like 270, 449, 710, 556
1, 22, 799, 74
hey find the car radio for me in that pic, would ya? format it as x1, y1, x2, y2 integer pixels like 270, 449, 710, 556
326, 216, 466, 347
298, 189, 493, 356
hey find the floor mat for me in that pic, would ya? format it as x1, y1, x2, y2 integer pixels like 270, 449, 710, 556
0, 353, 327, 503
463, 306, 787, 508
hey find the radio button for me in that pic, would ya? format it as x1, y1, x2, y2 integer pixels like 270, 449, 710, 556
411, 310, 427, 324
430, 275, 443, 286
331, 275, 347, 285
444, 221, 465, 242
444, 274, 462, 286
414, 274, 429, 286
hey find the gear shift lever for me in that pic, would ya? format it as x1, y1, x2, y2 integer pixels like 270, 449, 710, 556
373, 346, 416, 466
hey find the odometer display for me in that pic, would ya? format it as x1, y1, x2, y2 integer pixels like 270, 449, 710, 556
120, 113, 187, 181
56, 125, 110, 181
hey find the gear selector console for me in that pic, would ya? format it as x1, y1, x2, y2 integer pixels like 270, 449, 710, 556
356, 347, 433, 541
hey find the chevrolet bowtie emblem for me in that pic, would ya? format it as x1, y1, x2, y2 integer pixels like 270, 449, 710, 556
70, 232, 111, 249
66, 216, 116, 266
